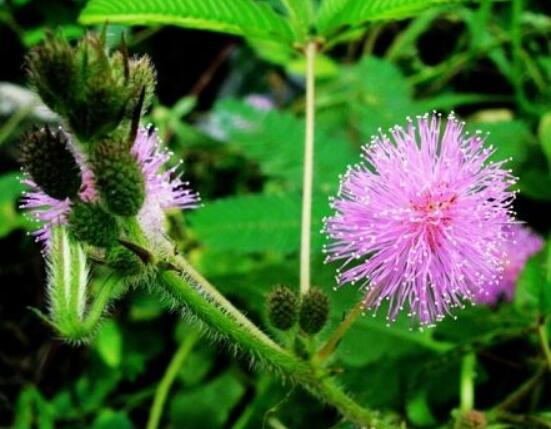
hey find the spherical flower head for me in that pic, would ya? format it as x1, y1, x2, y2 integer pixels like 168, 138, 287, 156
21, 126, 198, 247
475, 224, 543, 305
324, 113, 517, 327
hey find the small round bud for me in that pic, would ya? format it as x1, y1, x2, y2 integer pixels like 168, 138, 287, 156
106, 245, 145, 277
92, 140, 145, 217
299, 288, 330, 335
68, 201, 119, 247
20, 126, 81, 200
267, 285, 298, 331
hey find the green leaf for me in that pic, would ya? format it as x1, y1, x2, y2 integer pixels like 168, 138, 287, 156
93, 320, 123, 368
189, 192, 325, 254
316, 0, 467, 35
279, 0, 313, 38
13, 386, 55, 429
208, 98, 356, 192
515, 243, 551, 315
0, 172, 28, 238
170, 371, 246, 429
79, 0, 294, 43
91, 409, 134, 429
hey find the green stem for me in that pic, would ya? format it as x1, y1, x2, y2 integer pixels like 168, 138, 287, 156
317, 300, 363, 362
157, 269, 395, 428
169, 254, 281, 351
300, 41, 316, 296
460, 352, 476, 412
146, 327, 200, 429
536, 321, 551, 373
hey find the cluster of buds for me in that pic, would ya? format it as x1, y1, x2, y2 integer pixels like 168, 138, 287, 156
20, 31, 198, 342
266, 285, 330, 336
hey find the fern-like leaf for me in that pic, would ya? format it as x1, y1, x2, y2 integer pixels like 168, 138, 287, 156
80, 0, 294, 43
189, 193, 326, 254
317, 0, 467, 34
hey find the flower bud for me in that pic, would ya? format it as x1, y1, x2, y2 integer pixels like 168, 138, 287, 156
26, 32, 156, 141
92, 139, 145, 217
20, 126, 81, 200
106, 245, 146, 277
299, 288, 330, 335
42, 226, 118, 343
68, 201, 119, 247
26, 31, 78, 115
267, 285, 298, 331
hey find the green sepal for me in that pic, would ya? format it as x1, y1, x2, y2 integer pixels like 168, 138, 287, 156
45, 226, 120, 343
68, 200, 119, 247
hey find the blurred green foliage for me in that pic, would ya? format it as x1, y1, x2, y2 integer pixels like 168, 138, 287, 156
1, 0, 551, 428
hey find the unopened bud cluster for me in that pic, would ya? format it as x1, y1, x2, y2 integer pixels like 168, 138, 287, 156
266, 286, 330, 335
21, 31, 157, 278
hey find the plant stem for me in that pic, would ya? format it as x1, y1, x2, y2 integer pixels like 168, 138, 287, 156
169, 254, 281, 351
300, 41, 316, 296
146, 327, 200, 429
317, 300, 363, 361
157, 269, 396, 429
460, 352, 476, 412
536, 320, 551, 373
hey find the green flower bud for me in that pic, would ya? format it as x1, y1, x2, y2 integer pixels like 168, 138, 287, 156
20, 126, 82, 200
106, 245, 145, 277
26, 32, 156, 141
26, 31, 78, 114
267, 285, 298, 331
40, 226, 119, 343
68, 201, 119, 247
299, 288, 330, 335
92, 139, 145, 217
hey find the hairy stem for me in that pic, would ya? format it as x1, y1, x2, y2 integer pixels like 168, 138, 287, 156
169, 254, 281, 351
460, 352, 476, 412
300, 41, 316, 296
317, 300, 363, 361
146, 327, 200, 429
157, 269, 395, 429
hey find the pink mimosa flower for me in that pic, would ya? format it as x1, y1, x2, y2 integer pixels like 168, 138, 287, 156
324, 113, 517, 327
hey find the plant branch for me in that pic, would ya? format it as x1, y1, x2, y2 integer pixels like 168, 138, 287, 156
317, 299, 363, 361
460, 352, 476, 412
300, 41, 316, 296
157, 269, 396, 428
490, 365, 546, 413
146, 327, 200, 429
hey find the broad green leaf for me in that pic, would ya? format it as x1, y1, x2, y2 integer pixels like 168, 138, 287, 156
170, 371, 245, 429
316, 0, 467, 35
93, 320, 123, 368
189, 193, 325, 254
279, 0, 314, 38
79, 0, 294, 44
